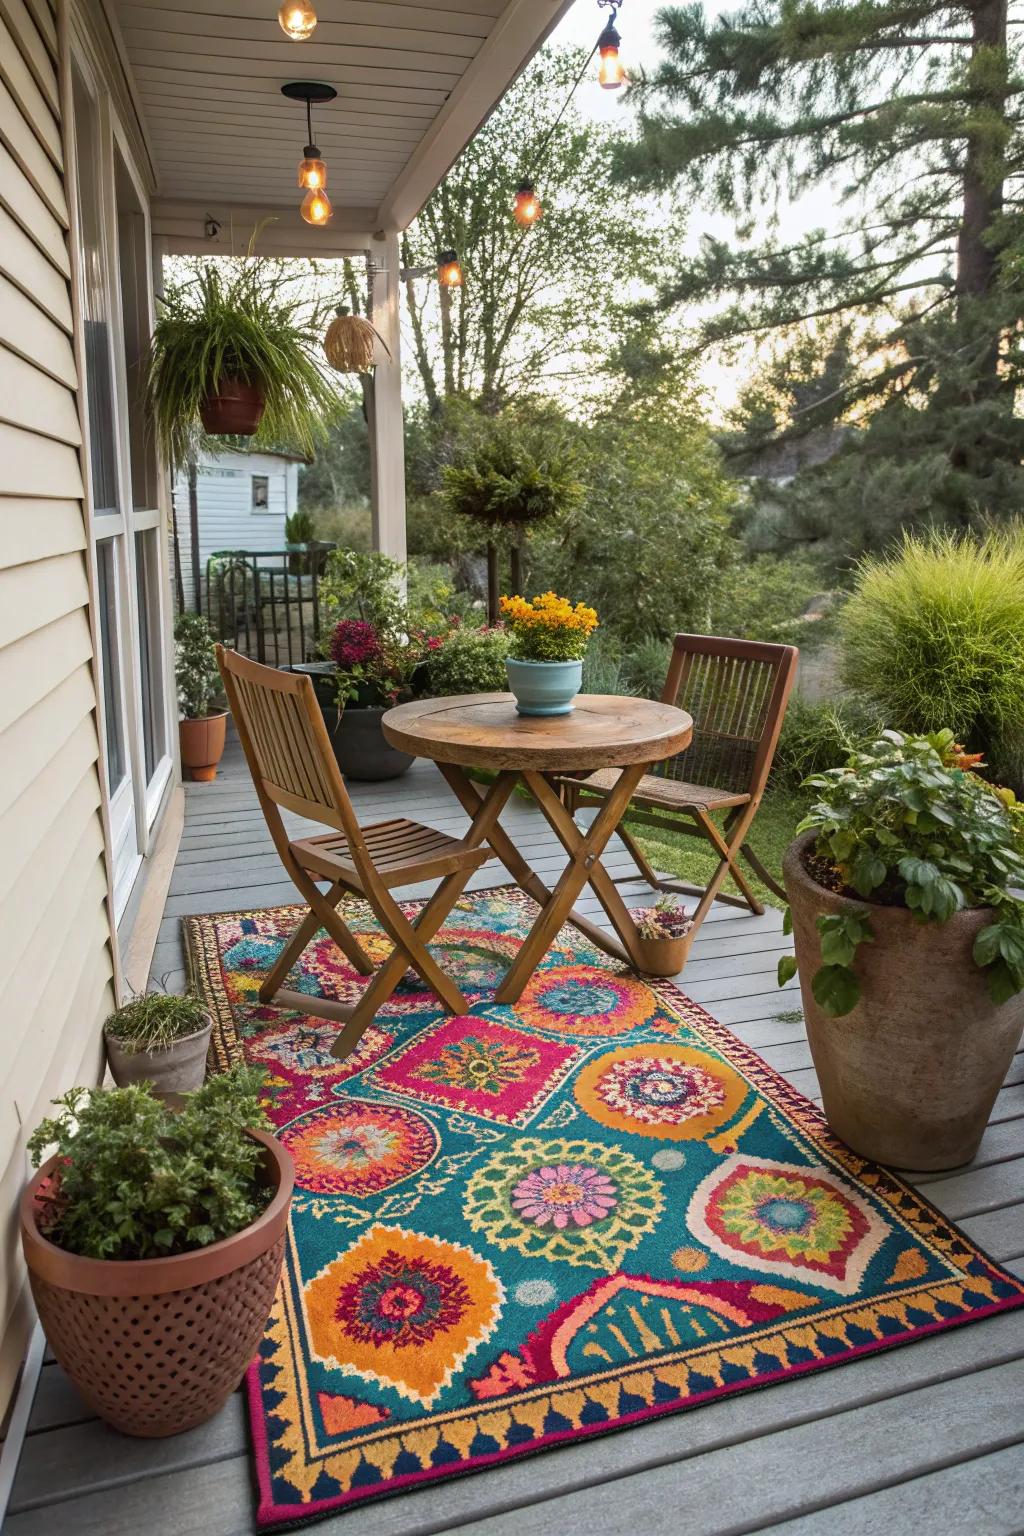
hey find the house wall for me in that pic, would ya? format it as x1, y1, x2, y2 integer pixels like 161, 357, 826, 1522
173, 451, 297, 610
0, 0, 116, 1412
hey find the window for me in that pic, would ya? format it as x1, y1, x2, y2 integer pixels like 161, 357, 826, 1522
252, 475, 270, 510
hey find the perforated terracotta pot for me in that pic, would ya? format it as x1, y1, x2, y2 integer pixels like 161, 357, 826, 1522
20, 1130, 293, 1438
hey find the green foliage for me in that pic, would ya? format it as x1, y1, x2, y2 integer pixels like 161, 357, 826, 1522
581, 632, 638, 697
104, 991, 207, 1055
439, 414, 584, 530
149, 259, 343, 470
773, 696, 884, 792
425, 626, 510, 696
789, 729, 1024, 1013
174, 611, 221, 720
284, 509, 316, 544
27, 1068, 271, 1261
840, 528, 1024, 783
708, 552, 829, 647
621, 636, 672, 701
319, 549, 409, 639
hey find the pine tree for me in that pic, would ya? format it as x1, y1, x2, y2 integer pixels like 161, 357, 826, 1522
614, 0, 1024, 553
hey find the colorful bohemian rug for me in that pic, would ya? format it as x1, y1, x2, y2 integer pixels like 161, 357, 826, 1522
185, 889, 1024, 1530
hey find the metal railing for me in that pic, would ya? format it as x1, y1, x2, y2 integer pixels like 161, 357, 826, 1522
204, 543, 336, 668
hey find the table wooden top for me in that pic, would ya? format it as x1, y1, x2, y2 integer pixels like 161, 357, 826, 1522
382, 693, 693, 773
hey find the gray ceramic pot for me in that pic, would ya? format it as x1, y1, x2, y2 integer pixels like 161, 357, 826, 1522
104, 1015, 213, 1095
784, 831, 1024, 1171
326, 705, 414, 782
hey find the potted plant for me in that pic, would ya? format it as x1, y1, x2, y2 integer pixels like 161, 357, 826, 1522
629, 896, 694, 977
422, 621, 510, 696
499, 591, 599, 715
780, 729, 1024, 1170
175, 611, 227, 782
20, 1068, 293, 1437
148, 259, 341, 466
103, 990, 212, 1094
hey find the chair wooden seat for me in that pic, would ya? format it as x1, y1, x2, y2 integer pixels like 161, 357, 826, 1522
569, 768, 750, 814
293, 820, 490, 888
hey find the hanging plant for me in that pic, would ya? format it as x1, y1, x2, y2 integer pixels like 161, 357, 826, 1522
323, 306, 390, 375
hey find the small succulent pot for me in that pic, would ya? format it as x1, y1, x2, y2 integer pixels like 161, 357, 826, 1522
179, 712, 228, 782
104, 1014, 213, 1095
20, 1130, 293, 1438
505, 657, 583, 716
199, 377, 265, 437
630, 930, 696, 978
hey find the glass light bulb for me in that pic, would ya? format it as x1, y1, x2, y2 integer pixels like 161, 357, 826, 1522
298, 154, 327, 190
438, 256, 463, 288
598, 43, 625, 89
278, 0, 317, 39
513, 183, 542, 227
301, 186, 332, 225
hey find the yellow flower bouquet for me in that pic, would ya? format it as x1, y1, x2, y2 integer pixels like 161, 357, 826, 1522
499, 592, 598, 715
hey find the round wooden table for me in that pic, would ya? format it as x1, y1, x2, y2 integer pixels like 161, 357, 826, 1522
383, 693, 693, 1002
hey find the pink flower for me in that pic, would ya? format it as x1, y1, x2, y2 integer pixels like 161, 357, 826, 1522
511, 1163, 618, 1229
330, 619, 382, 668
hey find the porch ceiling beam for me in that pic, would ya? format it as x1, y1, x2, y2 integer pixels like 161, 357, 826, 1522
375, 0, 576, 232
150, 199, 376, 258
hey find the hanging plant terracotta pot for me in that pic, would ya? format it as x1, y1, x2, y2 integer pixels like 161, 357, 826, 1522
199, 377, 265, 436
323, 307, 390, 374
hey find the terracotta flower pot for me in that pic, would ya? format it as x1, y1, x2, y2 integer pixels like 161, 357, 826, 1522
199, 377, 265, 437
784, 830, 1024, 1171
104, 1014, 213, 1095
20, 1129, 293, 1438
630, 930, 695, 978
179, 712, 227, 782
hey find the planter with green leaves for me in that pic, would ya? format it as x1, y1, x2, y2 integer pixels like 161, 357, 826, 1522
499, 591, 598, 716
148, 259, 340, 466
176, 611, 227, 781
103, 991, 212, 1094
20, 1069, 293, 1437
780, 730, 1024, 1170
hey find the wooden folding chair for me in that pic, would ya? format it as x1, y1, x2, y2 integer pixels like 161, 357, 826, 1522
216, 646, 502, 1060
559, 635, 797, 940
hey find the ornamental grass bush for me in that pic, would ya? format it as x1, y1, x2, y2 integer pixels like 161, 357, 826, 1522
840, 528, 1024, 786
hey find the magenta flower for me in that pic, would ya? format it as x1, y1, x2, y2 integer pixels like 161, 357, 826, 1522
330, 618, 382, 668
511, 1163, 618, 1229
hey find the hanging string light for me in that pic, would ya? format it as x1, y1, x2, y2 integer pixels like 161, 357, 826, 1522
512, 179, 543, 227
437, 249, 464, 287
282, 82, 336, 225
278, 0, 317, 41
597, 2, 626, 90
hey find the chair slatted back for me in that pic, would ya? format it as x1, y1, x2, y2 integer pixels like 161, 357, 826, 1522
216, 646, 366, 850
657, 635, 798, 797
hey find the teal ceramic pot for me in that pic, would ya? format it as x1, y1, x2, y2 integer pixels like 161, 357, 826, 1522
505, 657, 583, 716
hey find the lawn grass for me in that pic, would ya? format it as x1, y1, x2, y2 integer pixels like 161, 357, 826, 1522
630, 786, 807, 912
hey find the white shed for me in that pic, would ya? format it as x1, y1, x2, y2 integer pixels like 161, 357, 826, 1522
173, 449, 303, 609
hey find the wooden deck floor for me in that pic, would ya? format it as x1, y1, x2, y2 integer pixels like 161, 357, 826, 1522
8, 735, 1024, 1535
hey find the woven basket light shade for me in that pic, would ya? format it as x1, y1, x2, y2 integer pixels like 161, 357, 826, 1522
323, 308, 390, 374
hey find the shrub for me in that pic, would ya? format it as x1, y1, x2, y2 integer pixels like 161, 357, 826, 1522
425, 626, 509, 695
772, 696, 884, 791
709, 551, 831, 647
840, 528, 1024, 785
581, 632, 636, 696
27, 1067, 271, 1260
104, 991, 207, 1054
622, 636, 672, 700
174, 611, 221, 719
782, 729, 1024, 1015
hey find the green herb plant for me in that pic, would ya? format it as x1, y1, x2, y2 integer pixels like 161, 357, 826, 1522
27, 1068, 271, 1261
425, 625, 509, 695
104, 989, 208, 1055
175, 611, 221, 720
778, 730, 1024, 1016
148, 258, 342, 469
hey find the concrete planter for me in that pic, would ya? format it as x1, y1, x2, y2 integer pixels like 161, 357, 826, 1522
784, 831, 1024, 1171
104, 1014, 213, 1095
505, 657, 583, 716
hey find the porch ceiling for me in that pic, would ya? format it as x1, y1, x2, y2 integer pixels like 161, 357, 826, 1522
112, 0, 575, 234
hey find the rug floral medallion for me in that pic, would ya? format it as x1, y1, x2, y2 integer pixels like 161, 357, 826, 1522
185, 889, 1024, 1530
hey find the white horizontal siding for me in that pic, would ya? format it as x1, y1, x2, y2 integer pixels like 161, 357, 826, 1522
173, 450, 295, 609
0, 0, 114, 1418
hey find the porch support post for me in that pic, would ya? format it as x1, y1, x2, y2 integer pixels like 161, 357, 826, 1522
368, 229, 407, 567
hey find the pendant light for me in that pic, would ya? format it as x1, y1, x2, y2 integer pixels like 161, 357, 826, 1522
282, 82, 337, 225
512, 179, 543, 227
437, 249, 463, 287
278, 0, 317, 41
597, 3, 626, 89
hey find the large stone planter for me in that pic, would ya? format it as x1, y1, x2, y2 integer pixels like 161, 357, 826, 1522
104, 1014, 213, 1095
784, 831, 1024, 1171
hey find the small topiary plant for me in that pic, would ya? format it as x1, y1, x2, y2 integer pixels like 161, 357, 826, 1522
104, 990, 208, 1055
425, 625, 509, 696
27, 1067, 271, 1260
779, 729, 1024, 1015
175, 611, 222, 720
